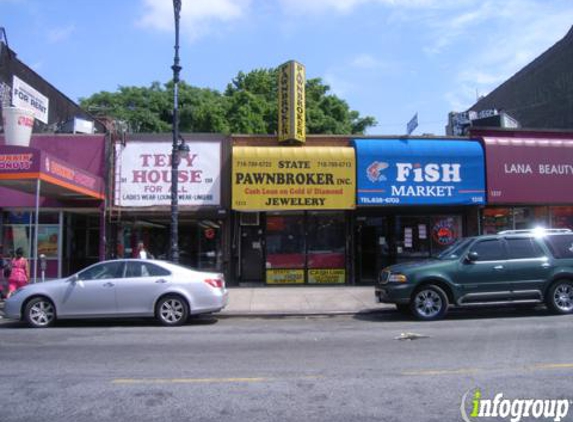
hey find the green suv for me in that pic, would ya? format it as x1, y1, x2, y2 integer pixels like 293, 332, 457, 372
375, 229, 573, 320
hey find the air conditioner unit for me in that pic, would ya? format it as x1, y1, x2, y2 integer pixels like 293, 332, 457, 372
240, 212, 260, 226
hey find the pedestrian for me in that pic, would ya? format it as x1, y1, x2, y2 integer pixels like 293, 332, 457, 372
0, 245, 8, 300
136, 241, 150, 259
7, 247, 29, 298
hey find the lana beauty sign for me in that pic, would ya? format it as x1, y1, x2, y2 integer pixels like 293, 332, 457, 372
114, 141, 221, 207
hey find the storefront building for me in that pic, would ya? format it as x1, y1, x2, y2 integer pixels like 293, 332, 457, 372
352, 138, 485, 283
229, 136, 486, 285
0, 134, 106, 280
231, 137, 355, 285
110, 134, 230, 275
472, 129, 573, 233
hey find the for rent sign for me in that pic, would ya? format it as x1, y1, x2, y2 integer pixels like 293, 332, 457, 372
232, 146, 355, 211
114, 141, 221, 207
12, 76, 49, 124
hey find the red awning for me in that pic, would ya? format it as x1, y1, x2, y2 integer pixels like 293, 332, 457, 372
483, 137, 573, 204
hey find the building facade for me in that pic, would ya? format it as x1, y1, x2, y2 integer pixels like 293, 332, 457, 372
228, 135, 485, 286
109, 133, 231, 276
471, 128, 573, 234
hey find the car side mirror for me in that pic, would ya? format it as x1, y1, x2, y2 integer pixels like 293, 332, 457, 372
69, 274, 79, 283
465, 251, 479, 262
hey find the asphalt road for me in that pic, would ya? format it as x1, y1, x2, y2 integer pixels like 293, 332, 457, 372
1, 307, 572, 422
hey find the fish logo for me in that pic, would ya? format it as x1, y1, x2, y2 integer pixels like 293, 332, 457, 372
366, 161, 389, 183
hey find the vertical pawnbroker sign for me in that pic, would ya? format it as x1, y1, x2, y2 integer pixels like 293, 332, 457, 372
278, 60, 306, 144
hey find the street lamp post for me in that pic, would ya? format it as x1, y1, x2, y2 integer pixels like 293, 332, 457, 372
170, 0, 182, 263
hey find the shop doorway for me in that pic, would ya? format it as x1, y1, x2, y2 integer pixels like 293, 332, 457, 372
355, 217, 391, 284
239, 225, 265, 284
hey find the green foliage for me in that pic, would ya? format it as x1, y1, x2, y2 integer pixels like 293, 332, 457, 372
79, 68, 376, 135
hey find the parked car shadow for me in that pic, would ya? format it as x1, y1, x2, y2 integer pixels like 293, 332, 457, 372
354, 304, 560, 323
0, 314, 220, 329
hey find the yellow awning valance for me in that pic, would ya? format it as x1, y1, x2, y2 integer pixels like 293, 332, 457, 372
232, 146, 355, 211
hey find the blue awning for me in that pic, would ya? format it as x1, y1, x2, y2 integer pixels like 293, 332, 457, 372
352, 139, 485, 206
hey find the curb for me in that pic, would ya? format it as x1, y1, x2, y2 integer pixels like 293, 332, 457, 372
217, 308, 389, 319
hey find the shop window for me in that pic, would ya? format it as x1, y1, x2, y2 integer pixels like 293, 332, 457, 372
265, 213, 305, 268
550, 206, 573, 229
482, 208, 513, 234
2, 225, 32, 257
430, 216, 462, 255
395, 216, 430, 260
307, 212, 346, 284
307, 212, 345, 268
1, 213, 60, 260
37, 226, 59, 258
514, 207, 548, 230
197, 221, 222, 270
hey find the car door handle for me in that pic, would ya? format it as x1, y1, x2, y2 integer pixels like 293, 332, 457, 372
155, 279, 168, 284
541, 263, 551, 268
494, 265, 504, 270
103, 282, 115, 287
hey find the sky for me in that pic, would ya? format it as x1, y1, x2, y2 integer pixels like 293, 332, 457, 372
2, 0, 573, 136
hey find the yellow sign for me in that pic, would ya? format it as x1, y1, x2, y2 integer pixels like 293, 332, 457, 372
278, 60, 306, 144
308, 269, 346, 284
267, 269, 305, 284
232, 146, 355, 211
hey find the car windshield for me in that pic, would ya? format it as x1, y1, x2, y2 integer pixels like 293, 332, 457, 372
436, 237, 475, 260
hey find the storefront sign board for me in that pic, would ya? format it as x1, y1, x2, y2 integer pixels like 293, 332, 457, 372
266, 269, 305, 284
0, 145, 104, 200
308, 269, 345, 284
353, 139, 485, 205
115, 141, 221, 207
232, 146, 355, 211
483, 137, 573, 204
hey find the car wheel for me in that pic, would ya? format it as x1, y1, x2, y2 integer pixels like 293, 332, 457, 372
24, 297, 56, 328
156, 295, 189, 326
547, 280, 573, 314
411, 285, 448, 320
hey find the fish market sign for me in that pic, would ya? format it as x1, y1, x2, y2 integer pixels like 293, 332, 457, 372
355, 139, 485, 205
12, 76, 49, 124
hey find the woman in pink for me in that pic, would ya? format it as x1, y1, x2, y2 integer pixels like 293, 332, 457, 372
7, 247, 29, 298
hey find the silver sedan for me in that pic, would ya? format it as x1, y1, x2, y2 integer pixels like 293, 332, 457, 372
4, 259, 228, 328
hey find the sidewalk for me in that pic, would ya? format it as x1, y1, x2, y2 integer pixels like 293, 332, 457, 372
0, 286, 394, 320
220, 286, 393, 317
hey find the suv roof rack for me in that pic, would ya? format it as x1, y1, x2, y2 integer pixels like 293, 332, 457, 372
498, 228, 572, 235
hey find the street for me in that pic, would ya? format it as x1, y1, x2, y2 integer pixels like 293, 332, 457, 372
1, 307, 572, 422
